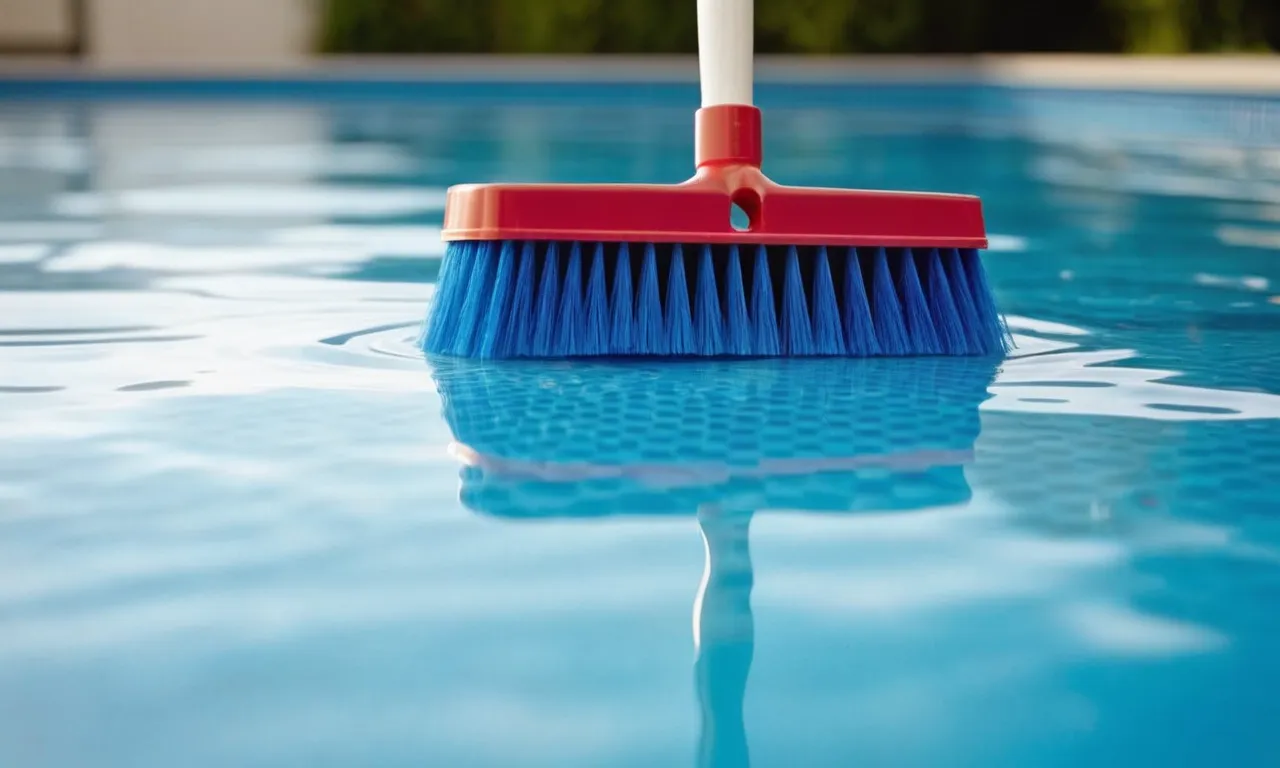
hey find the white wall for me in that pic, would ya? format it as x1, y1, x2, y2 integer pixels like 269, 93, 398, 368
86, 0, 317, 70
0, 0, 316, 69
1, 0, 316, 68
0, 0, 74, 47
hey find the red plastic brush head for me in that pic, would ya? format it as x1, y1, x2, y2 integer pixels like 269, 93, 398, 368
442, 105, 988, 249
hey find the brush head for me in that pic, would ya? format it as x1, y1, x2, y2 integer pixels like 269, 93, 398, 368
424, 105, 1007, 360
443, 106, 987, 250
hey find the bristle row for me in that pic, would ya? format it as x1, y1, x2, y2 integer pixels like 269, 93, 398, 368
423, 241, 1011, 359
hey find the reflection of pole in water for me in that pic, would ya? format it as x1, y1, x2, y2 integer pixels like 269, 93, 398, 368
432, 356, 997, 768
693, 505, 754, 768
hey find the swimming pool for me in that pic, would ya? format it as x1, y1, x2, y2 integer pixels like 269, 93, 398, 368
2, 76, 1279, 767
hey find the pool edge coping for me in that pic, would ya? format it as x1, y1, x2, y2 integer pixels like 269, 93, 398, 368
1, 54, 1279, 95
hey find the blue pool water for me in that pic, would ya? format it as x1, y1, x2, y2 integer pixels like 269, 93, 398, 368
2, 78, 1280, 767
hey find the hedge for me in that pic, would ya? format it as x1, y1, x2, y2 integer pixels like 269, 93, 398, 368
318, 0, 1278, 55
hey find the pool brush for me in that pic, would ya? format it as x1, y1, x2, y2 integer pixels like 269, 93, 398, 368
422, 0, 1010, 359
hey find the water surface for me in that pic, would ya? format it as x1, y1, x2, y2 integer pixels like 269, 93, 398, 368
2, 81, 1280, 768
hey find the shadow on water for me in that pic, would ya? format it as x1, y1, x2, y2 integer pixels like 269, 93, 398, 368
429, 356, 999, 768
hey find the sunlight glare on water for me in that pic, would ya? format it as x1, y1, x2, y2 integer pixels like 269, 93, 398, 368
1, 84, 1280, 768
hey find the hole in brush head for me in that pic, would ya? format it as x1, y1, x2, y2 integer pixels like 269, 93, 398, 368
730, 188, 761, 232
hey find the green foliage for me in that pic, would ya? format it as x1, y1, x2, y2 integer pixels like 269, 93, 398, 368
317, 0, 1279, 54
755, 0, 862, 53
1109, 0, 1191, 52
317, 0, 494, 54
490, 0, 601, 53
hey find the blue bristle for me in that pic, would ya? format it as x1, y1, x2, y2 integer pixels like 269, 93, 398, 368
750, 245, 780, 356
636, 243, 665, 354
583, 243, 609, 354
922, 248, 968, 355
959, 248, 1012, 354
477, 240, 518, 358
554, 242, 585, 356
609, 242, 634, 355
781, 246, 814, 355
694, 245, 725, 356
500, 241, 537, 358
941, 247, 983, 352
420, 242, 454, 349
423, 240, 472, 354
453, 240, 499, 356
722, 245, 751, 355
665, 244, 694, 355
530, 242, 561, 357
868, 247, 910, 355
424, 238, 1008, 360
810, 247, 844, 355
897, 249, 942, 354
841, 247, 879, 356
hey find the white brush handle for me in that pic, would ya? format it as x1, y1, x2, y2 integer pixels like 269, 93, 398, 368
698, 0, 754, 107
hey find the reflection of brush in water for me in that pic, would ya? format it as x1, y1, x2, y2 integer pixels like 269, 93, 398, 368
431, 356, 997, 768
436, 357, 996, 516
